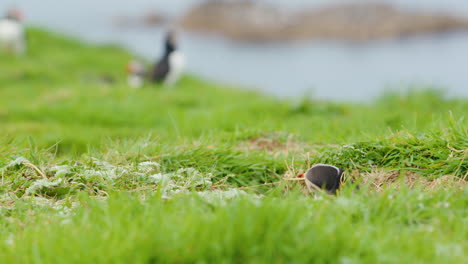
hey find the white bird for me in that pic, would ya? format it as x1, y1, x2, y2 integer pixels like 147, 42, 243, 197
0, 8, 26, 56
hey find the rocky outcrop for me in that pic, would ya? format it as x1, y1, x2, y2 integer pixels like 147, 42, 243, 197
180, 1, 293, 42
179, 1, 468, 42
294, 2, 468, 41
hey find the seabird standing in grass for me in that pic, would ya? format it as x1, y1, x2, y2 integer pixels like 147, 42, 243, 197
151, 30, 185, 85
0, 8, 26, 55
127, 30, 185, 88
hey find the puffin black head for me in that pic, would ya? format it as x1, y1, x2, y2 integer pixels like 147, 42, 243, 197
5, 8, 24, 22
305, 164, 344, 194
164, 30, 177, 54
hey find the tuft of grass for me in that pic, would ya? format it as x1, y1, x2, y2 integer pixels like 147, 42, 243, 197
316, 118, 467, 178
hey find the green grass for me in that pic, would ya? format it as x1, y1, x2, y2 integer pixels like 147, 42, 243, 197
1, 191, 467, 263
0, 28, 467, 263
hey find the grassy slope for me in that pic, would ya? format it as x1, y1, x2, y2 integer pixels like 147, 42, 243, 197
1, 30, 467, 153
0, 29, 467, 263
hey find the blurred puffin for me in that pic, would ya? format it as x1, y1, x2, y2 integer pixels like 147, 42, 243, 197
300, 164, 345, 194
127, 30, 185, 88
0, 8, 26, 55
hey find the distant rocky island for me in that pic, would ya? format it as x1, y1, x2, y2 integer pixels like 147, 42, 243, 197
116, 0, 468, 42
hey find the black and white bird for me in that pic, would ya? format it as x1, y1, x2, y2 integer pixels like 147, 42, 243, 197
127, 30, 185, 88
304, 164, 344, 194
0, 8, 26, 55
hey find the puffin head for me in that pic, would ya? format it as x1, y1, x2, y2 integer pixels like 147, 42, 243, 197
164, 29, 178, 54
6, 8, 24, 22
304, 164, 344, 194
126, 60, 145, 75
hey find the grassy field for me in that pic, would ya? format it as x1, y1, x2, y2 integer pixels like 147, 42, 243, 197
0, 29, 467, 263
